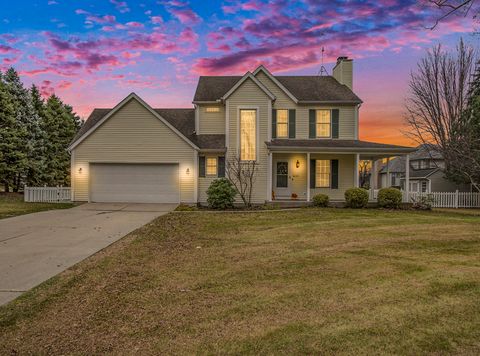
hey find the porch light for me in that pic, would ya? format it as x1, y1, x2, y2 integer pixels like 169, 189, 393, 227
186, 168, 190, 175
296, 160, 300, 168
78, 167, 82, 174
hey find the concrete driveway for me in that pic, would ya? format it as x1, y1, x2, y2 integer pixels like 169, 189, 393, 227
0, 203, 175, 305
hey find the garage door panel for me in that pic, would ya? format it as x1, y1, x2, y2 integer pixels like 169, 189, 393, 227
90, 164, 179, 203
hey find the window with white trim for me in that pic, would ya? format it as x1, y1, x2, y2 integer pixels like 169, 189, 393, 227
240, 109, 256, 161
205, 107, 220, 113
206, 157, 217, 176
316, 110, 331, 138
315, 160, 330, 187
276, 109, 288, 138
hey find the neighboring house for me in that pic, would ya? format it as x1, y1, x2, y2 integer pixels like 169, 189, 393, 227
68, 57, 414, 204
378, 144, 471, 193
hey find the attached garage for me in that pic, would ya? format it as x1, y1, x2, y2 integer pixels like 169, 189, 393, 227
90, 163, 180, 203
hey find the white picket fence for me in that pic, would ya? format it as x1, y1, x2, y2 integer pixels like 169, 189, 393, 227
369, 189, 480, 208
24, 186, 71, 203
407, 191, 480, 208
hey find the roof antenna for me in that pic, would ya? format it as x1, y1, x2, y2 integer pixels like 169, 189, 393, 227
317, 47, 328, 76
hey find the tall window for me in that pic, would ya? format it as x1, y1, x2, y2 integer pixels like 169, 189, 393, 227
276, 109, 288, 138
240, 109, 256, 161
206, 157, 217, 176
315, 160, 330, 187
316, 110, 331, 138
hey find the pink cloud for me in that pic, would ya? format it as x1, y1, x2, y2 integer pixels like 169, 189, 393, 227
110, 0, 130, 13
126, 21, 144, 28
169, 8, 201, 24
151, 16, 163, 24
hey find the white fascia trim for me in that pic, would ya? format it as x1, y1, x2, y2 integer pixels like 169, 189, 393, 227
253, 65, 299, 104
68, 92, 200, 151
221, 72, 276, 101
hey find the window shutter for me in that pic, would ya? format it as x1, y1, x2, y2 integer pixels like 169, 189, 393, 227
218, 156, 225, 177
310, 159, 316, 188
199, 156, 205, 177
288, 109, 296, 139
272, 109, 277, 139
309, 109, 316, 138
331, 159, 339, 189
332, 109, 339, 139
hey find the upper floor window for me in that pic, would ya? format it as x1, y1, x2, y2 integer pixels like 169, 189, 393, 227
315, 160, 330, 187
205, 107, 220, 113
316, 110, 331, 138
240, 109, 256, 161
276, 109, 288, 138
206, 157, 217, 176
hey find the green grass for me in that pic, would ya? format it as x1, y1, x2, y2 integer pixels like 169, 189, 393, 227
0, 193, 74, 219
1, 208, 480, 354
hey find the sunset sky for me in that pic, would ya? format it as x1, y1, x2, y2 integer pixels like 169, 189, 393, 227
0, 0, 476, 145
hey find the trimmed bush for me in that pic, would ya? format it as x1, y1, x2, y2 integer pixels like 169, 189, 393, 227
344, 187, 369, 208
206, 178, 236, 209
377, 187, 402, 209
312, 193, 329, 207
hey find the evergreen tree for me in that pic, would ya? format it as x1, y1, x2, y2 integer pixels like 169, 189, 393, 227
3, 68, 33, 191
0, 71, 26, 192
42, 95, 80, 186
27, 84, 47, 186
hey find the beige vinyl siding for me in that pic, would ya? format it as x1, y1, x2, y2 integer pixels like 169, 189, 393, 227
228, 78, 270, 203
296, 106, 356, 140
198, 104, 225, 134
255, 71, 356, 140
310, 154, 355, 200
71, 98, 196, 202
255, 72, 296, 109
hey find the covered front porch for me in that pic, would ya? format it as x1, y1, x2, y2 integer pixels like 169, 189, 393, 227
265, 139, 416, 203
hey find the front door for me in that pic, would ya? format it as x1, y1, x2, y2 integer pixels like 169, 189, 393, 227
275, 161, 290, 198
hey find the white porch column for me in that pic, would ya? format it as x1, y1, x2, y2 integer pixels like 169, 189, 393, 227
267, 152, 272, 201
405, 154, 410, 202
307, 152, 311, 201
354, 154, 359, 188
370, 159, 378, 190
386, 157, 390, 187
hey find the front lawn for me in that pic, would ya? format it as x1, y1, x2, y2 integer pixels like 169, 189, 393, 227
0, 193, 74, 219
1, 209, 479, 354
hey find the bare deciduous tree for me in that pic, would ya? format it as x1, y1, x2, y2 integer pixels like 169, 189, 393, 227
226, 155, 258, 207
405, 39, 480, 191
425, 0, 478, 29
359, 160, 371, 189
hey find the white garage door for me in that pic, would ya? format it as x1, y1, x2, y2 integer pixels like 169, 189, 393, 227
90, 163, 179, 203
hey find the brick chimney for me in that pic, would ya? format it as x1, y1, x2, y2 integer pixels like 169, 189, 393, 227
333, 56, 353, 90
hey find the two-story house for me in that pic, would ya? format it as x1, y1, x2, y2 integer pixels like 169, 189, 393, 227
378, 144, 472, 193
68, 57, 414, 204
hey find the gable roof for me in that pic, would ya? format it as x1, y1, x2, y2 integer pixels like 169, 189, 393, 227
221, 72, 276, 101
193, 72, 362, 104
69, 94, 225, 151
379, 144, 444, 173
253, 65, 299, 103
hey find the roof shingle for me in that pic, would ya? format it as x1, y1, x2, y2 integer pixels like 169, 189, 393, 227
193, 75, 362, 103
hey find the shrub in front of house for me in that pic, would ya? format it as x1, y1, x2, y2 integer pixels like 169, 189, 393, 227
411, 194, 435, 210
377, 187, 402, 209
206, 178, 236, 209
312, 193, 329, 207
344, 188, 369, 208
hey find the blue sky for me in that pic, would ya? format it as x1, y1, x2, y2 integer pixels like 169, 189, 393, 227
0, 0, 477, 143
